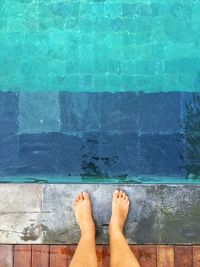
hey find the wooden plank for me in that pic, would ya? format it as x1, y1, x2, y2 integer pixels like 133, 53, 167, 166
138, 245, 157, 267
0, 245, 13, 267
157, 245, 174, 267
96, 245, 103, 267
67, 246, 76, 267
50, 246, 68, 267
175, 246, 193, 267
102, 246, 110, 267
14, 245, 31, 267
130, 245, 139, 262
32, 245, 49, 267
193, 246, 200, 267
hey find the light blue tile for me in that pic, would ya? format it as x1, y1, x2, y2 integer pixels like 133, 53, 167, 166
19, 92, 60, 133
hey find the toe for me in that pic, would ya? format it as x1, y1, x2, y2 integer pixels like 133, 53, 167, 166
80, 193, 84, 200
83, 192, 89, 200
75, 194, 80, 202
73, 195, 79, 207
122, 192, 126, 199
78, 193, 82, 200
113, 190, 120, 198
119, 190, 123, 198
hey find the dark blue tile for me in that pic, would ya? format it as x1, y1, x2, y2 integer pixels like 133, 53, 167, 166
139, 134, 184, 176
18, 133, 59, 175
182, 92, 200, 134
99, 133, 139, 177
58, 133, 83, 176
183, 133, 200, 178
139, 92, 181, 134
80, 132, 102, 178
60, 92, 101, 133
101, 92, 139, 133
57, 132, 102, 177
0, 92, 19, 133
0, 132, 19, 176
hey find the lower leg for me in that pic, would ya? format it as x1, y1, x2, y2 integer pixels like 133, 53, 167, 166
109, 190, 140, 267
69, 192, 98, 267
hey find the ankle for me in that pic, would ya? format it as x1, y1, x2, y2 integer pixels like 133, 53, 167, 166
109, 224, 124, 238
81, 230, 95, 240
109, 217, 124, 232
80, 225, 95, 238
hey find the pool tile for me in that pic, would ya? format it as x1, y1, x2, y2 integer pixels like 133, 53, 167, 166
49, 2, 80, 17
183, 133, 200, 178
58, 133, 83, 176
139, 133, 184, 176
18, 133, 59, 175
58, 132, 102, 178
182, 92, 200, 134
80, 132, 102, 178
101, 92, 139, 133
139, 92, 182, 134
99, 133, 139, 178
0, 132, 19, 176
0, 92, 18, 133
60, 92, 101, 133
19, 92, 60, 134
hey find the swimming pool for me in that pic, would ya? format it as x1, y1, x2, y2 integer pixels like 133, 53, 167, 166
0, 0, 200, 183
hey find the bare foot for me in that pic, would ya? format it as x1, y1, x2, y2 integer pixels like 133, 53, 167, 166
109, 190, 130, 235
73, 192, 95, 237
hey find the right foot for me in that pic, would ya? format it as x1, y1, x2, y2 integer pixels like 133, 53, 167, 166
109, 190, 130, 234
73, 192, 95, 237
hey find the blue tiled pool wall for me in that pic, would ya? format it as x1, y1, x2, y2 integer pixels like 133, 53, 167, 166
0, 91, 200, 183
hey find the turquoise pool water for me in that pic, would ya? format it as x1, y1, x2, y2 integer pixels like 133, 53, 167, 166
0, 0, 200, 93
0, 0, 200, 183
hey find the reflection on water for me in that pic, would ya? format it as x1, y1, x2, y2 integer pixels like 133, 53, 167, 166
80, 137, 128, 180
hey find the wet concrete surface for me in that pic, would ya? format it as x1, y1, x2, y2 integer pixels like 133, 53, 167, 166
0, 184, 200, 244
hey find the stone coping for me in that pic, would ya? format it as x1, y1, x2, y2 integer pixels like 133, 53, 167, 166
0, 184, 200, 244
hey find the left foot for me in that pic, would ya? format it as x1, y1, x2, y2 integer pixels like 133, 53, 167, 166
73, 192, 95, 237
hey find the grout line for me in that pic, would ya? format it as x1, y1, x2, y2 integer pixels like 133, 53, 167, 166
12, 245, 14, 267
31, 245, 32, 267
49, 245, 51, 267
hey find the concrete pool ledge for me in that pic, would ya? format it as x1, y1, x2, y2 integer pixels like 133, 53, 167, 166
0, 184, 200, 245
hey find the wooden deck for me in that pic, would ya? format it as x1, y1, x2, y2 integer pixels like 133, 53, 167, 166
0, 245, 200, 267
